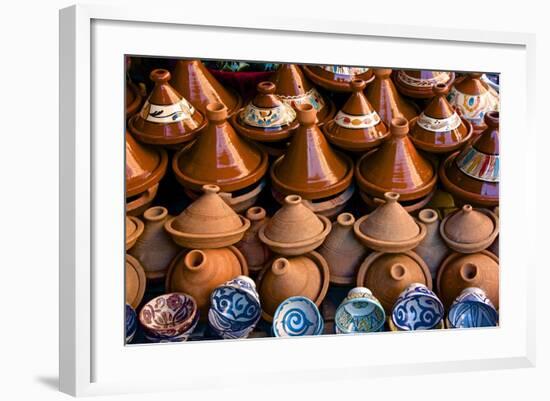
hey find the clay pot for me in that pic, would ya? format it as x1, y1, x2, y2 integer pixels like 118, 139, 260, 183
257, 252, 330, 321
436, 250, 499, 309
231, 81, 299, 142
270, 64, 336, 125
356, 251, 432, 313
234, 207, 272, 275
355, 117, 437, 203
126, 184, 158, 217
165, 246, 249, 317
318, 213, 368, 285
439, 111, 500, 207
323, 79, 389, 152
409, 83, 473, 153
170, 59, 243, 117
488, 206, 499, 256
125, 216, 144, 251
126, 82, 142, 118
440, 205, 499, 253
128, 207, 181, 280
365, 69, 419, 125
128, 69, 206, 146
359, 189, 435, 214
393, 70, 455, 99
354, 192, 427, 253
258, 194, 332, 256
302, 65, 374, 92
125, 254, 146, 309
165, 184, 250, 248
413, 209, 449, 280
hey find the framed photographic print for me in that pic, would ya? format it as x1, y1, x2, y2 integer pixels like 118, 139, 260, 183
59, 3, 536, 397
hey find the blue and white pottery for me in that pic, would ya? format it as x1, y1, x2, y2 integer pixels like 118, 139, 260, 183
447, 287, 498, 329
272, 296, 324, 337
334, 287, 386, 334
125, 304, 137, 343
208, 275, 262, 339
391, 283, 444, 331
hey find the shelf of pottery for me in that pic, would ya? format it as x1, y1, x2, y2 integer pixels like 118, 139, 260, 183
124, 59, 500, 343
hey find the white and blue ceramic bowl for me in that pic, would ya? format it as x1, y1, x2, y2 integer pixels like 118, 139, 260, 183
447, 287, 498, 329
335, 287, 386, 334
391, 283, 444, 331
208, 276, 262, 339
272, 296, 324, 337
125, 304, 137, 343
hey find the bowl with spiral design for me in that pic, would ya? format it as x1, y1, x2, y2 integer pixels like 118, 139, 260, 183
272, 296, 324, 337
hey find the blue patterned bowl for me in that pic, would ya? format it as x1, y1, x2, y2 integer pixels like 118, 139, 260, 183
272, 296, 324, 337
335, 287, 386, 334
391, 283, 444, 331
447, 287, 498, 329
208, 276, 261, 339
125, 304, 137, 343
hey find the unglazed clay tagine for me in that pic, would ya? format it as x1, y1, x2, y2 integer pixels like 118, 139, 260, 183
272, 296, 324, 337
128, 69, 206, 146
413, 208, 449, 280
323, 79, 389, 152
234, 207, 271, 275
125, 254, 147, 310
393, 70, 455, 99
409, 83, 473, 154
302, 64, 374, 92
164, 184, 250, 249
125, 215, 144, 251
391, 283, 444, 331
334, 287, 386, 333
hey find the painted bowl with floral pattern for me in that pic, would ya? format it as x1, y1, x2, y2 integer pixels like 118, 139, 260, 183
447, 287, 498, 329
272, 296, 324, 337
391, 283, 444, 331
125, 303, 137, 343
335, 287, 386, 334
144, 312, 200, 343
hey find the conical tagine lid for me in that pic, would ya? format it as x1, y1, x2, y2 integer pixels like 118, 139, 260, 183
128, 69, 206, 145
394, 70, 455, 99
302, 64, 374, 92
323, 79, 389, 151
172, 103, 268, 192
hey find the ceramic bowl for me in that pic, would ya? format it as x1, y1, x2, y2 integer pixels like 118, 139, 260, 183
447, 287, 498, 329
125, 304, 137, 343
391, 283, 444, 331
144, 312, 200, 343
272, 296, 324, 337
208, 276, 262, 339
334, 287, 386, 334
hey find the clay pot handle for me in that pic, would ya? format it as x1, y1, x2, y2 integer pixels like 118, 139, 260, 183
295, 103, 317, 126
418, 208, 439, 224
257, 81, 276, 95
390, 263, 407, 281
383, 192, 400, 204
184, 250, 206, 272
390, 117, 409, 137
150, 68, 171, 83
143, 206, 168, 222
284, 194, 303, 206
432, 82, 449, 96
485, 111, 499, 128
202, 184, 221, 195
246, 206, 266, 221
459, 262, 479, 282
206, 102, 228, 122
271, 258, 290, 276
336, 212, 355, 227
350, 79, 367, 92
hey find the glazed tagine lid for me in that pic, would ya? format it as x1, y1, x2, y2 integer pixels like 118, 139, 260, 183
270, 103, 354, 199
270, 64, 335, 125
125, 131, 168, 197
394, 70, 455, 99
231, 81, 299, 142
172, 102, 268, 192
128, 69, 206, 145
126, 82, 142, 118
125, 254, 147, 310
125, 216, 144, 251
355, 117, 436, 201
409, 83, 472, 153
323, 79, 389, 151
164, 184, 250, 248
170, 59, 243, 117
439, 111, 500, 207
354, 192, 427, 253
302, 64, 374, 92
365, 69, 419, 125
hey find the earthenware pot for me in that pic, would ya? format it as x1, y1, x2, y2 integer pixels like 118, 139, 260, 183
235, 207, 271, 275
358, 188, 435, 214
302, 65, 374, 92
323, 79, 389, 152
126, 81, 143, 118
356, 251, 432, 313
125, 254, 147, 310
318, 213, 369, 285
391, 283, 444, 331
354, 192, 427, 253
165, 246, 249, 316
258, 194, 332, 256
393, 70, 455, 99
125, 216, 144, 251
412, 209, 449, 280
488, 206, 499, 257
126, 184, 158, 217
436, 250, 499, 309
165, 185, 250, 249
439, 111, 500, 207
125, 304, 137, 343
128, 69, 206, 146
334, 287, 386, 333
447, 287, 499, 328
272, 296, 324, 337
128, 207, 181, 280
257, 252, 330, 322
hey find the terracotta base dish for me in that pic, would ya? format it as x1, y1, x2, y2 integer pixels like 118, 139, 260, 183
125, 216, 144, 251
125, 254, 147, 310
126, 82, 143, 118
126, 184, 158, 217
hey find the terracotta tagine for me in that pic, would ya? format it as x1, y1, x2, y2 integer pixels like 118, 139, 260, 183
170, 59, 243, 117
128, 69, 206, 146
439, 111, 500, 207
393, 70, 455, 99
235, 207, 272, 275
302, 64, 374, 92
354, 192, 427, 253
413, 209, 449, 280
165, 246, 249, 317
128, 206, 181, 280
164, 184, 250, 248
409, 83, 473, 153
447, 73, 499, 135
322, 79, 389, 152
436, 250, 499, 309
318, 213, 369, 285
125, 254, 147, 309
365, 69, 419, 125
356, 251, 432, 313
126, 81, 143, 118
257, 252, 330, 322
258, 194, 332, 256
488, 206, 499, 257
125, 216, 144, 251
270, 63, 336, 126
